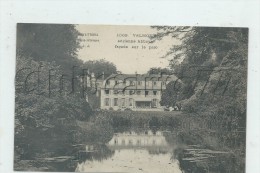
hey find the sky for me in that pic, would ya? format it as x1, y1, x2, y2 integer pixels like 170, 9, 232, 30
76, 25, 180, 74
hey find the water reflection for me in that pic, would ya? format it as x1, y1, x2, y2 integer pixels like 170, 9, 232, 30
108, 131, 169, 150
75, 128, 241, 173
76, 129, 182, 173
75, 144, 115, 164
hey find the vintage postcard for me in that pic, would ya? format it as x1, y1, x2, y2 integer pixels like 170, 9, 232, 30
14, 24, 248, 172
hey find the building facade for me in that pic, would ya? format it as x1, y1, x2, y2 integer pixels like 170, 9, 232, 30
100, 74, 177, 111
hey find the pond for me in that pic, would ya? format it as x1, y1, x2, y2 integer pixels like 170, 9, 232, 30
14, 112, 245, 173
76, 128, 182, 173
74, 126, 243, 173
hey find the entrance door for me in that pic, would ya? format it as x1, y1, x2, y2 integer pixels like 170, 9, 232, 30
136, 101, 151, 108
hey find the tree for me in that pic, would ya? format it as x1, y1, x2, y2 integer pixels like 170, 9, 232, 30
14, 24, 119, 162
147, 67, 173, 75
15, 56, 92, 132
151, 26, 247, 112
16, 23, 83, 75
82, 59, 117, 78
152, 26, 248, 149
15, 55, 93, 160
160, 80, 182, 108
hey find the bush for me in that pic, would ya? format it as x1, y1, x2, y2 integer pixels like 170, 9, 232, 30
124, 108, 133, 111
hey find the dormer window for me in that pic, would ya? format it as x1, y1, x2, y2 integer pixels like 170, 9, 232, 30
118, 80, 123, 85
129, 90, 134, 95
113, 90, 119, 95
130, 81, 135, 86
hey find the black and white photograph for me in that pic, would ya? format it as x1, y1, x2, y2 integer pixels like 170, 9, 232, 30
0, 1, 260, 173
13, 24, 248, 172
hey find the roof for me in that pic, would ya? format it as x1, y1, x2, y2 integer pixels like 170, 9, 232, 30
104, 73, 178, 82
106, 145, 172, 152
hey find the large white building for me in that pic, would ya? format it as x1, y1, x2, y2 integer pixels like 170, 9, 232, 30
100, 74, 177, 111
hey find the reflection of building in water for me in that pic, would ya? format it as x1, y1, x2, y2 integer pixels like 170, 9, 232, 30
107, 130, 171, 153
76, 130, 181, 173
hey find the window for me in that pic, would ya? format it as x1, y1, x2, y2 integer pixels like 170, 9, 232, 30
115, 80, 119, 85
137, 140, 141, 145
113, 90, 118, 95
114, 138, 118, 145
152, 140, 156, 145
121, 98, 125, 107
106, 80, 110, 86
162, 81, 166, 85
129, 98, 133, 106
153, 81, 157, 86
129, 139, 133, 145
129, 90, 134, 95
122, 139, 125, 145
114, 98, 118, 106
119, 80, 124, 85
145, 91, 149, 96
105, 98, 110, 106
130, 81, 135, 86
138, 81, 142, 85
105, 89, 109, 95
153, 91, 157, 95
136, 91, 141, 95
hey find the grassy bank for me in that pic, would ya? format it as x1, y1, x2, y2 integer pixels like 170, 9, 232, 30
91, 110, 183, 130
